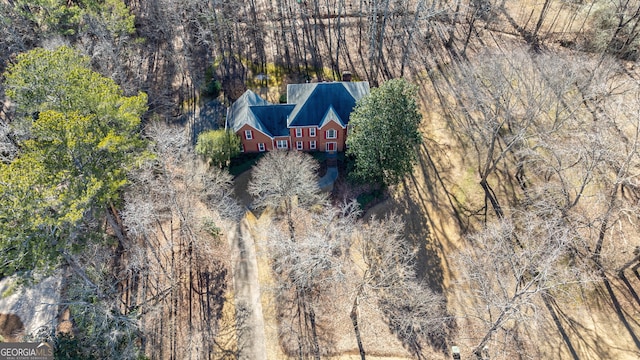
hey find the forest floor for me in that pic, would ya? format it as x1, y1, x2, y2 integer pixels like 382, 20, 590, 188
233, 169, 446, 359
228, 81, 640, 360
209, 1, 640, 357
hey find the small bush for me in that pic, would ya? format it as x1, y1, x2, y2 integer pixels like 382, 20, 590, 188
202, 65, 222, 98
229, 152, 266, 176
357, 189, 383, 210
203, 80, 222, 98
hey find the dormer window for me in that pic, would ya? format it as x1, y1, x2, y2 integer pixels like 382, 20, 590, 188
326, 129, 337, 139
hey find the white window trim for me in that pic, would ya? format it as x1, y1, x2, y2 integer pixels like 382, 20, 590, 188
325, 142, 337, 152
244, 130, 253, 140
309, 128, 316, 137
277, 140, 288, 149
296, 141, 303, 150
310, 141, 316, 150
258, 143, 265, 152
295, 128, 303, 138
326, 129, 337, 139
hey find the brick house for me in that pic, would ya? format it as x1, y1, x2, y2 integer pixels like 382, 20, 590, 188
225, 81, 370, 153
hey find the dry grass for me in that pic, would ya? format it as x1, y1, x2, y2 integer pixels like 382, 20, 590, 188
223, 2, 640, 358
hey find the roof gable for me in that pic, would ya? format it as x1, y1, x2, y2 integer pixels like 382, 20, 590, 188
226, 90, 269, 133
287, 82, 369, 127
319, 105, 345, 128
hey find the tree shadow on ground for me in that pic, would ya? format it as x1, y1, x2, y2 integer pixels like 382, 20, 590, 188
363, 142, 468, 356
179, 100, 225, 145
599, 274, 640, 350
274, 287, 337, 359
532, 273, 640, 360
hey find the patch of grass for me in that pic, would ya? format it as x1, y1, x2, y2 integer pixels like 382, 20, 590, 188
229, 152, 265, 176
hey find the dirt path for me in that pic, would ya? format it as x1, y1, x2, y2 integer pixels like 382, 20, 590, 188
228, 214, 267, 360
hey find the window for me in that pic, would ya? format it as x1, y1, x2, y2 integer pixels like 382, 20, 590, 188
244, 130, 253, 140
309, 128, 316, 137
310, 141, 316, 150
326, 129, 337, 139
258, 143, 265, 152
277, 140, 288, 149
240, 144, 245, 153
296, 141, 303, 150
295, 128, 303, 138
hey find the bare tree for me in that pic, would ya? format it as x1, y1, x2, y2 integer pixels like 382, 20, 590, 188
121, 122, 242, 359
351, 215, 447, 359
248, 150, 326, 237
264, 202, 358, 359
455, 212, 594, 359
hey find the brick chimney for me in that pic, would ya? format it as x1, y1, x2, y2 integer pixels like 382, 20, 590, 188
342, 71, 352, 82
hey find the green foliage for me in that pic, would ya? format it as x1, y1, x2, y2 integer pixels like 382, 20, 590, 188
346, 78, 423, 187
195, 129, 241, 167
356, 189, 383, 210
203, 79, 222, 98
203, 218, 223, 246
13, 0, 135, 36
0, 46, 147, 275
228, 152, 265, 176
5, 47, 146, 122
202, 65, 222, 98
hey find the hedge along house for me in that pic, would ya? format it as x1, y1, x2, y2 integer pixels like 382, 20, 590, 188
225, 80, 370, 153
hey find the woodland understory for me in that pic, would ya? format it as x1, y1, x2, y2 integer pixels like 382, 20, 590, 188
2, 0, 640, 359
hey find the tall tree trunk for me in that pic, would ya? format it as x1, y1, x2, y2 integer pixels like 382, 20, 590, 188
350, 286, 366, 360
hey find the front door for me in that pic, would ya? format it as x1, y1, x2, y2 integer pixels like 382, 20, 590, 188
326, 142, 336, 152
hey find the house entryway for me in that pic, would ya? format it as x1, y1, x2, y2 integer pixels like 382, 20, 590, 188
325, 142, 336, 152
318, 152, 338, 192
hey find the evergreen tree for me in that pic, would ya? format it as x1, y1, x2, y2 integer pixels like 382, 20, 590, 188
0, 46, 147, 275
346, 78, 422, 186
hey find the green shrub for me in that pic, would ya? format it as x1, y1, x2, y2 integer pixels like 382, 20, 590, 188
357, 189, 383, 210
202, 65, 222, 98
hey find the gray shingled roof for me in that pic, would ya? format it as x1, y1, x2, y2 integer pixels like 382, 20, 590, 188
286, 82, 370, 127
249, 104, 294, 137
227, 82, 369, 139
226, 90, 269, 134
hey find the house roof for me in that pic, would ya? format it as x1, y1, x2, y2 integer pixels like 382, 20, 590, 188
249, 104, 294, 137
287, 82, 369, 127
227, 90, 269, 134
227, 82, 369, 138
318, 105, 345, 128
